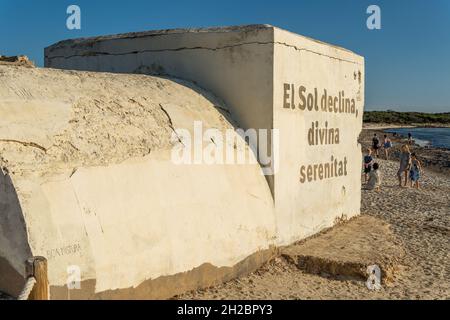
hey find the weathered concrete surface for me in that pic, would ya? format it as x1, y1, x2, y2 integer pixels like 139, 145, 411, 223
46, 24, 365, 246
0, 64, 276, 299
45, 25, 275, 145
281, 216, 405, 284
273, 27, 364, 244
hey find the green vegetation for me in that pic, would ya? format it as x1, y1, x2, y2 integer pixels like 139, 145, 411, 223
364, 110, 450, 124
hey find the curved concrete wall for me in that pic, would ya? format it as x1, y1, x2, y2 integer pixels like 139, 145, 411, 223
0, 65, 276, 299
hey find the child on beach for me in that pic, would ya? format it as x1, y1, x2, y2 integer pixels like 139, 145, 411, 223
383, 134, 392, 160
363, 148, 374, 183
367, 162, 382, 191
398, 144, 412, 187
409, 153, 423, 189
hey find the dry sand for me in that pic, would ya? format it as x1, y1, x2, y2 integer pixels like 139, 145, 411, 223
176, 158, 449, 300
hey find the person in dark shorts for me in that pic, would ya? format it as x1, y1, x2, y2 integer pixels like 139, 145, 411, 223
383, 134, 392, 160
408, 132, 413, 145
363, 148, 374, 183
372, 133, 380, 157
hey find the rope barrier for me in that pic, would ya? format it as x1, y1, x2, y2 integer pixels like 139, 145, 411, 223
17, 276, 36, 300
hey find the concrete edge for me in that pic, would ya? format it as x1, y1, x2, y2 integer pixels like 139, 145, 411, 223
49, 246, 279, 300
45, 24, 275, 52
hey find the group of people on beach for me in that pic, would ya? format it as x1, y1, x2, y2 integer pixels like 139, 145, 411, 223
370, 133, 393, 160
363, 132, 423, 191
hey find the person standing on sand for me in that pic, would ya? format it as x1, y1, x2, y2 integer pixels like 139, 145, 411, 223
409, 153, 423, 189
383, 134, 392, 160
363, 148, 374, 183
372, 133, 380, 157
398, 144, 411, 187
408, 132, 413, 145
367, 162, 382, 191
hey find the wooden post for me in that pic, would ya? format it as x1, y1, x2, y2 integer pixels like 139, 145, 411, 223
26, 256, 49, 300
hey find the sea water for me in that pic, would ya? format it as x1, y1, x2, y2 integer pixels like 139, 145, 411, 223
385, 127, 450, 149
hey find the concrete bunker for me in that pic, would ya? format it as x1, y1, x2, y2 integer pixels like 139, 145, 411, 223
1, 25, 364, 299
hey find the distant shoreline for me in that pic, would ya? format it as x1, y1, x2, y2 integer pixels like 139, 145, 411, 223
363, 111, 450, 128
363, 123, 450, 130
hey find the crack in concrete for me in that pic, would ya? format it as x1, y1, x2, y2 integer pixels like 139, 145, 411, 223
273, 41, 362, 65
0, 139, 47, 152
46, 41, 362, 66
158, 104, 184, 146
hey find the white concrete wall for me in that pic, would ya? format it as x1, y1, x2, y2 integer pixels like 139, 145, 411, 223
273, 28, 364, 244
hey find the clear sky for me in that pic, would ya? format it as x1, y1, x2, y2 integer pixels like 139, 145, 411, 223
1, 0, 449, 112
